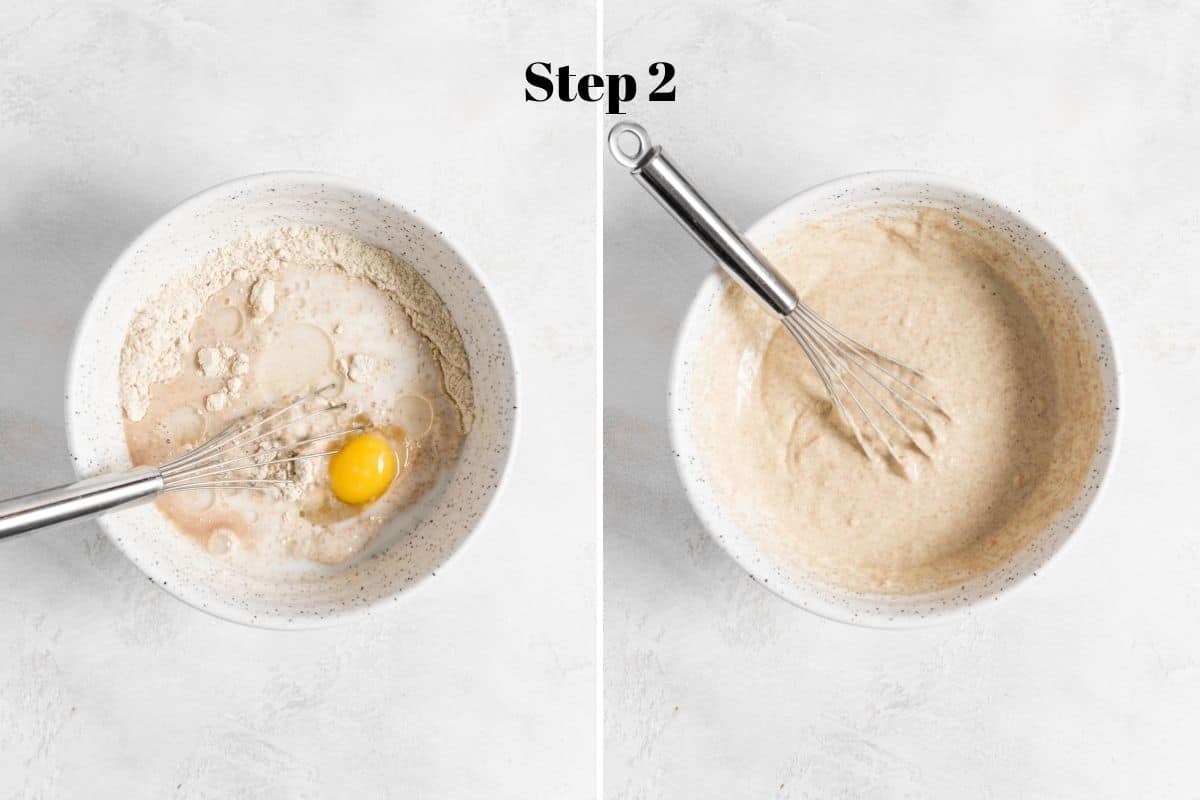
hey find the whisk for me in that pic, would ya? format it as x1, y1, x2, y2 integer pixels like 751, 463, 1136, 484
0, 384, 362, 540
608, 122, 949, 464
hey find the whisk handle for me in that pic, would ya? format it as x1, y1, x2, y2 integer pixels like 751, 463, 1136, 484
608, 121, 799, 316
0, 467, 163, 541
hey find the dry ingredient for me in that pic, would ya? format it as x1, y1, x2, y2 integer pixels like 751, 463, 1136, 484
692, 207, 1103, 595
119, 227, 474, 572
120, 227, 473, 431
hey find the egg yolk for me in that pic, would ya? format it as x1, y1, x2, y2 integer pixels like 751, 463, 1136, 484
328, 432, 399, 505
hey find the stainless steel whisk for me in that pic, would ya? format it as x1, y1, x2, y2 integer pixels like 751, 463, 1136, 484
0, 384, 362, 539
609, 122, 949, 464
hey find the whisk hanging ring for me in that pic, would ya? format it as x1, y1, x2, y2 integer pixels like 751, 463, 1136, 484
608, 121, 951, 464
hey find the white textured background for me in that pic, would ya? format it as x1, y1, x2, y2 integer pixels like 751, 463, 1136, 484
0, 2, 595, 798
605, 1, 1200, 797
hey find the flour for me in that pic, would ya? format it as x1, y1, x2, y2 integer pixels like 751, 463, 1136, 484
194, 343, 248, 412
196, 347, 224, 377
119, 227, 475, 431
121, 228, 474, 571
195, 344, 244, 383
339, 353, 376, 384
248, 277, 275, 321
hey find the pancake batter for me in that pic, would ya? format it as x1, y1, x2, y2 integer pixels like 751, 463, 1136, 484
691, 208, 1102, 595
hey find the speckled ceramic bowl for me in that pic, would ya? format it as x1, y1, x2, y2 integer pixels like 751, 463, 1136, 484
66, 172, 518, 628
670, 171, 1120, 628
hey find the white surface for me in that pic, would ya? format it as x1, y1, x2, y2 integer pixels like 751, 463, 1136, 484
0, 2, 595, 797
605, 1, 1200, 797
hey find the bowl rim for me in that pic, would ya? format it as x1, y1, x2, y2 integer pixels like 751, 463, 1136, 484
667, 169, 1122, 628
64, 170, 522, 630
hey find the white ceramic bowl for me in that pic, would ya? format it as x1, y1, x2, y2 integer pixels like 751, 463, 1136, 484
670, 171, 1120, 627
66, 172, 518, 628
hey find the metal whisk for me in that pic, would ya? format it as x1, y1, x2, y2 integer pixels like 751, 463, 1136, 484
609, 122, 949, 464
0, 384, 362, 540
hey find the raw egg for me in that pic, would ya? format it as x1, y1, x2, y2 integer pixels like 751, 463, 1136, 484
328, 432, 399, 505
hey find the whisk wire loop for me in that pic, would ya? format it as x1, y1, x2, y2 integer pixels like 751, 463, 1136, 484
608, 121, 951, 467
783, 305, 947, 464
158, 384, 360, 493
0, 384, 361, 539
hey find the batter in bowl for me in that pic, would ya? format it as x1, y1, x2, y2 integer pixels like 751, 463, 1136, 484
691, 207, 1103, 595
119, 227, 473, 576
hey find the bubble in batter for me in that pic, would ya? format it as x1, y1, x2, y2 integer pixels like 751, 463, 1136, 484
258, 323, 336, 397
210, 305, 244, 337
396, 395, 434, 439
207, 527, 237, 557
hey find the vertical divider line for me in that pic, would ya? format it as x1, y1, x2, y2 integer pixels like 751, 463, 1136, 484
595, 0, 606, 794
